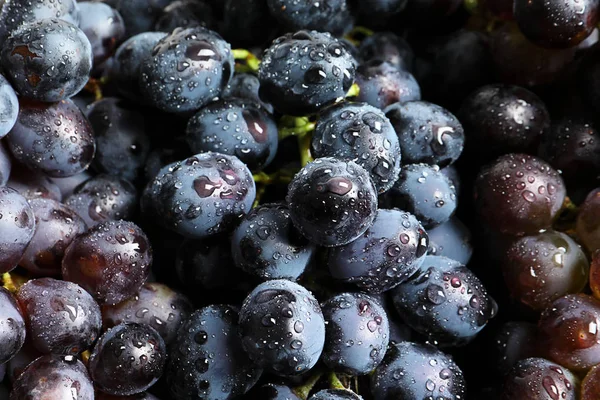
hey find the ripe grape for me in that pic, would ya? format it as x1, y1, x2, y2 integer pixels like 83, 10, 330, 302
0, 187, 35, 273
0, 287, 25, 365
502, 358, 578, 399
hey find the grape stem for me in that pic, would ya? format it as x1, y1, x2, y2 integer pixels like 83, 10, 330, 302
83, 76, 108, 101
278, 116, 315, 167
232, 49, 261, 73
329, 371, 347, 390
2, 273, 17, 293
293, 370, 324, 400
346, 83, 360, 98
344, 26, 374, 46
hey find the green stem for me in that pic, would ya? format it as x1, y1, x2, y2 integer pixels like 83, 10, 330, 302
252, 184, 267, 209
464, 0, 479, 13
232, 49, 261, 73
346, 83, 360, 98
293, 371, 324, 400
329, 372, 347, 390
299, 133, 314, 167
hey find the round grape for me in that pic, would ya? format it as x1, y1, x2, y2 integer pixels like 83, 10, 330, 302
0, 287, 25, 365
0, 187, 35, 273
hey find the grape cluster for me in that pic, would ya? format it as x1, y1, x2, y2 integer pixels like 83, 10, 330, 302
0, 0, 599, 399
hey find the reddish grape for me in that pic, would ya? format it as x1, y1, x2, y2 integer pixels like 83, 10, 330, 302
62, 220, 152, 305
502, 358, 578, 400
591, 253, 600, 299
0, 287, 25, 365
576, 188, 600, 254
0, 187, 35, 273
582, 363, 600, 400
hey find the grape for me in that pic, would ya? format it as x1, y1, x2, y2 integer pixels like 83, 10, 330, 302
101, 282, 193, 345
355, 61, 421, 110
0, 75, 17, 139
0, 187, 35, 273
358, 32, 414, 72
222, 0, 274, 47
321, 292, 389, 375
143, 141, 189, 183
576, 188, 600, 254
385, 101, 464, 167
328, 209, 428, 293
19, 198, 87, 276
139, 26, 233, 114
370, 342, 466, 400
582, 363, 600, 400
86, 98, 151, 183
502, 230, 589, 310
247, 383, 301, 400
78, 2, 126, 67
16, 278, 101, 355
286, 158, 378, 247
426, 217, 472, 264
258, 31, 357, 116
6, 165, 62, 201
49, 171, 93, 200
186, 98, 279, 171
9, 355, 94, 400
352, 0, 406, 29
311, 102, 402, 193
538, 294, 600, 371
391, 256, 497, 346
382, 163, 457, 228
1, 19, 92, 102
155, 0, 215, 32
6, 99, 96, 178
493, 321, 540, 374
89, 323, 166, 396
266, 0, 353, 36
231, 203, 316, 281
6, 343, 41, 383
402, 0, 463, 23
96, 393, 161, 400
62, 220, 152, 305
309, 389, 363, 400
0, 141, 10, 186
166, 305, 262, 400
238, 279, 326, 376
222, 73, 274, 114
502, 358, 578, 399
142, 152, 255, 239
64, 174, 137, 228
474, 153, 566, 235
115, 0, 173, 37
0, 287, 25, 365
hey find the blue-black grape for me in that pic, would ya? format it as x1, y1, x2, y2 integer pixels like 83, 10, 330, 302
186, 99, 279, 171
426, 216, 473, 264
382, 163, 457, 228
155, 0, 215, 32
116, 0, 173, 37
311, 102, 401, 193
139, 27, 233, 114
64, 174, 138, 227
1, 19, 92, 102
358, 32, 414, 72
142, 152, 255, 239
259, 31, 357, 116
9, 355, 94, 400
0, 141, 11, 187
222, 0, 275, 47
286, 157, 378, 247
6, 99, 96, 178
493, 321, 540, 374
385, 101, 465, 167
232, 203, 316, 281
0, 287, 25, 365
247, 383, 301, 400
86, 98, 151, 182
0, 187, 35, 273
370, 341, 466, 400
89, 323, 166, 396
16, 278, 101, 355
321, 292, 389, 375
222, 73, 274, 114
49, 171, 93, 200
355, 60, 421, 110
0, 75, 18, 139
19, 198, 87, 277
238, 279, 326, 376
78, 1, 126, 67
352, 0, 407, 29
62, 220, 152, 305
266, 0, 353, 36
328, 209, 428, 293
167, 305, 262, 400
309, 389, 363, 400
502, 358, 579, 400
391, 256, 497, 346
6, 164, 63, 202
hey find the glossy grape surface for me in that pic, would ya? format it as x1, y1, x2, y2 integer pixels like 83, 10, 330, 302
0, 287, 25, 365
0, 187, 35, 273
502, 357, 578, 400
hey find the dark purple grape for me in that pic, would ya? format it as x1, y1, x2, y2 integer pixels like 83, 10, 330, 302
186, 99, 279, 171
86, 98, 151, 182
386, 101, 464, 167
358, 32, 414, 72
155, 0, 215, 32
62, 220, 152, 305
266, 0, 353, 36
139, 27, 233, 114
286, 158, 378, 247
142, 152, 255, 239
1, 19, 92, 102
0, 287, 25, 364
259, 31, 357, 116
328, 208, 428, 293
101, 282, 193, 345
493, 321, 540, 374
9, 355, 94, 400
222, 0, 275, 47
356, 60, 421, 110
391, 256, 497, 346
96, 393, 161, 400
6, 165, 62, 201
110, 32, 168, 103
582, 364, 600, 400
6, 343, 41, 383
6, 99, 95, 178
89, 323, 166, 396
115, 0, 173, 37
49, 171, 93, 200
370, 342, 466, 400
0, 187, 35, 273
426, 217, 472, 264
502, 231, 589, 311
383, 163, 457, 228
309, 389, 363, 400
16, 278, 101, 355
538, 294, 600, 371
502, 358, 578, 399
239, 279, 325, 376
247, 383, 301, 400
0, 141, 10, 186
459, 84, 550, 159
78, 2, 126, 67
474, 153, 566, 236
232, 203, 316, 281
576, 188, 600, 254
0, 75, 18, 139
312, 102, 402, 193
321, 293, 389, 375
222, 73, 274, 114
514, 0, 598, 48
143, 141, 190, 183
19, 198, 87, 276
353, 0, 407, 29
167, 305, 262, 400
